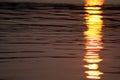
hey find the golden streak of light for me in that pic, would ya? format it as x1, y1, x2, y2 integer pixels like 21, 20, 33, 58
85, 46, 103, 51
85, 0, 104, 6
85, 70, 103, 76
86, 52, 99, 56
83, 58, 103, 63
83, 0, 104, 79
84, 55, 99, 58
86, 10, 102, 14
85, 39, 103, 46
86, 75, 101, 79
85, 6, 101, 10
84, 15, 103, 39
84, 64, 99, 69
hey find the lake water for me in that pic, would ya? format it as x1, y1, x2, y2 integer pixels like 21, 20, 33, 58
0, 2, 120, 80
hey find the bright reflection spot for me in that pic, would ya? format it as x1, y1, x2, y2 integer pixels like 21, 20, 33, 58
85, 70, 103, 79
85, 6, 101, 10
85, 71, 103, 76
83, 0, 104, 79
84, 64, 99, 69
85, 0, 104, 6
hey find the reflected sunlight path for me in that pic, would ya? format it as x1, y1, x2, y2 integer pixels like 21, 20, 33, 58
83, 0, 104, 79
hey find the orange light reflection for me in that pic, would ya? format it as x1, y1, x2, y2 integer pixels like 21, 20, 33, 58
85, 0, 104, 6
83, 0, 104, 79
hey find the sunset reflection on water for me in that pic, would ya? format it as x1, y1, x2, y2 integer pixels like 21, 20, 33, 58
85, 0, 104, 6
84, 0, 104, 79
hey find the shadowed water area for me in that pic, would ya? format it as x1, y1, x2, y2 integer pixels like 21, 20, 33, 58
0, 2, 120, 80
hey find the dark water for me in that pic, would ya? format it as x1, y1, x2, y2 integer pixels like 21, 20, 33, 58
0, 2, 120, 80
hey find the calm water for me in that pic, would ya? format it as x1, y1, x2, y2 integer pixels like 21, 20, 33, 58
0, 2, 120, 80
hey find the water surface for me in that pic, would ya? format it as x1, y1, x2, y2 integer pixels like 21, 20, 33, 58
0, 2, 120, 80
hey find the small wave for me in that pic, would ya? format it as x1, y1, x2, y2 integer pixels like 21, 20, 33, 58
0, 56, 38, 60
104, 71, 120, 74
44, 56, 79, 58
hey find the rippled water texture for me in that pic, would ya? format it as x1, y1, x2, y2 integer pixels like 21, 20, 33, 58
0, 2, 120, 80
